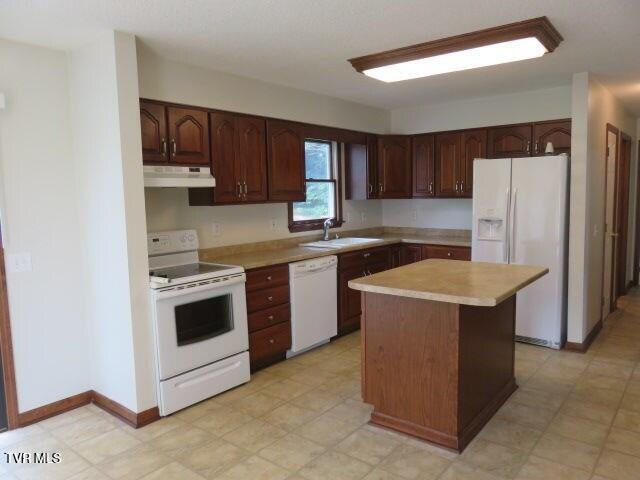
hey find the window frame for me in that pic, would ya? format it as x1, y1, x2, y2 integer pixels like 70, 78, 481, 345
288, 139, 344, 233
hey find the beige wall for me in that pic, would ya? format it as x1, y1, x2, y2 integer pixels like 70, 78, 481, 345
0, 39, 90, 411
568, 72, 638, 343
138, 44, 387, 248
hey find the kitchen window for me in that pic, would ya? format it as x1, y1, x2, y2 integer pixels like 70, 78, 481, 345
288, 140, 343, 232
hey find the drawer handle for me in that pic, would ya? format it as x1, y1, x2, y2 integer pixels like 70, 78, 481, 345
447, 252, 452, 257
363, 253, 370, 258
267, 296, 273, 302
267, 315, 274, 321
269, 338, 275, 344
266, 275, 272, 281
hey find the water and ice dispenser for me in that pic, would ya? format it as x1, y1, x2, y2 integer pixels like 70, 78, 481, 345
476, 208, 504, 241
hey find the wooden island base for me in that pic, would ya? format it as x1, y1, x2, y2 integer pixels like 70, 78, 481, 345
361, 292, 517, 452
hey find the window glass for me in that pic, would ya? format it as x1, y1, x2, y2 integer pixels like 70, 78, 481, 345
305, 141, 331, 179
293, 182, 335, 221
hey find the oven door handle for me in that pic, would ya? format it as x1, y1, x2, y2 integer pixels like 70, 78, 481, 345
153, 274, 246, 300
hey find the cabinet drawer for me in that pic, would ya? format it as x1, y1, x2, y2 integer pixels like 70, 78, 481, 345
339, 247, 389, 270
422, 245, 471, 261
249, 322, 291, 366
248, 303, 290, 333
246, 264, 289, 292
247, 284, 290, 313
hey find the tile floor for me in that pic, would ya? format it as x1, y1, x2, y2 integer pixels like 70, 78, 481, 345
3, 291, 640, 480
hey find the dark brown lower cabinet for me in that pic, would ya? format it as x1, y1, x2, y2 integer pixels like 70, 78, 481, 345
400, 244, 422, 265
246, 264, 292, 371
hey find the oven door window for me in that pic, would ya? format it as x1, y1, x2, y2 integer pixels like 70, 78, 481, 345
174, 294, 234, 346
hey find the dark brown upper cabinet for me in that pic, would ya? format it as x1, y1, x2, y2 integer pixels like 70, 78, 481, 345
140, 100, 168, 164
487, 124, 532, 158
459, 129, 487, 198
532, 120, 571, 155
378, 135, 412, 199
367, 135, 379, 199
434, 129, 486, 198
435, 133, 460, 197
344, 134, 380, 200
140, 102, 210, 166
190, 113, 267, 206
266, 120, 306, 202
412, 134, 435, 198
167, 107, 210, 165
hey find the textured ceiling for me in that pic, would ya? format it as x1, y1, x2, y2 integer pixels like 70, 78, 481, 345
1, 0, 639, 113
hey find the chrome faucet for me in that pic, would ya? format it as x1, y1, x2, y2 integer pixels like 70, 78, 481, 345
322, 218, 333, 241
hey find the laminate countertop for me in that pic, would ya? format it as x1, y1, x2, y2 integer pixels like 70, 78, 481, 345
349, 259, 547, 307
200, 234, 471, 270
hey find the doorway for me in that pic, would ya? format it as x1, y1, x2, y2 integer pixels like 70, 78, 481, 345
602, 125, 619, 319
634, 140, 640, 286
616, 133, 632, 297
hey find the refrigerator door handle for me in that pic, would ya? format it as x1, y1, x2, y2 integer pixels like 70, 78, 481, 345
510, 189, 518, 263
503, 188, 510, 263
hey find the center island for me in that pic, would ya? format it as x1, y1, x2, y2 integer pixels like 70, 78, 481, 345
348, 259, 548, 452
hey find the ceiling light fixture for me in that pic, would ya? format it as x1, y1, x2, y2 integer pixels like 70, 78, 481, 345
348, 17, 562, 83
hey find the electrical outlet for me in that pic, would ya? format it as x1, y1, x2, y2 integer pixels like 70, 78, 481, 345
7, 253, 31, 273
360, 212, 367, 223
211, 222, 222, 237
269, 219, 277, 231
412, 210, 418, 221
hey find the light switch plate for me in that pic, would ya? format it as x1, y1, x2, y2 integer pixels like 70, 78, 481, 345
7, 253, 31, 273
211, 222, 222, 237
269, 219, 277, 231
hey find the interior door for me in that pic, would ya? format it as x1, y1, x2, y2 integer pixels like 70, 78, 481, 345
615, 134, 631, 298
210, 112, 240, 203
510, 156, 568, 347
603, 128, 619, 318
238, 116, 268, 202
435, 133, 459, 196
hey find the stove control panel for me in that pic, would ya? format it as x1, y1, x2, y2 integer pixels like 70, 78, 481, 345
148, 229, 199, 255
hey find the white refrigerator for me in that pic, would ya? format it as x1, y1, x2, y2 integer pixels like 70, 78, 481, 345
472, 155, 568, 349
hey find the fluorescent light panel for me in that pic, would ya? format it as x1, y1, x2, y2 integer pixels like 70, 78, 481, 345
363, 37, 547, 82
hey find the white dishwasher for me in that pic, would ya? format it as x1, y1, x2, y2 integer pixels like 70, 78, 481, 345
287, 255, 338, 357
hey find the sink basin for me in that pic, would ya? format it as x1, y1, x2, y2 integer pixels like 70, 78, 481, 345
300, 237, 382, 249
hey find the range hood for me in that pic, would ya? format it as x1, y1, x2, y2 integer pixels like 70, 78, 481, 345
143, 165, 216, 188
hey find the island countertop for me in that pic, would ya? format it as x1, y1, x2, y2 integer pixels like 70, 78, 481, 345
348, 259, 548, 307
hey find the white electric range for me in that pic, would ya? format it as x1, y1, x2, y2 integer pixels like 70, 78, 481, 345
148, 229, 250, 416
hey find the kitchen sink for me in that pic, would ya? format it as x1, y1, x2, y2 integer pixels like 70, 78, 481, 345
300, 237, 382, 249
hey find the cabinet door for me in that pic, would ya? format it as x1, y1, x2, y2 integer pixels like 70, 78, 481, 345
487, 125, 532, 158
400, 244, 422, 265
238, 116, 268, 202
266, 120, 306, 201
210, 112, 241, 203
339, 265, 366, 333
345, 143, 368, 200
412, 134, 435, 198
168, 107, 210, 165
459, 129, 487, 198
435, 133, 460, 197
378, 135, 411, 198
389, 245, 402, 269
533, 120, 571, 155
140, 101, 168, 164
367, 135, 379, 199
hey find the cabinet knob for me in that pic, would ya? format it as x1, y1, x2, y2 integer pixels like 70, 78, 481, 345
267, 296, 273, 302
267, 315, 274, 321
363, 252, 370, 258
447, 252, 452, 257
266, 275, 272, 281
269, 338, 275, 344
